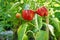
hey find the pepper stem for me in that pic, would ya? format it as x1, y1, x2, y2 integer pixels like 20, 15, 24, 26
46, 15, 49, 40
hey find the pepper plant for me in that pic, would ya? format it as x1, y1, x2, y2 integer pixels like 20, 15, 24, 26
0, 0, 60, 40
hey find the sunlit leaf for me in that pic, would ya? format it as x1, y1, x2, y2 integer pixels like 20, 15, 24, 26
17, 23, 28, 40
54, 3, 60, 7
35, 30, 48, 40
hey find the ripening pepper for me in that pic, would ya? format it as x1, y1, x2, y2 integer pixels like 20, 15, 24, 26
36, 6, 48, 16
22, 10, 35, 21
16, 13, 20, 18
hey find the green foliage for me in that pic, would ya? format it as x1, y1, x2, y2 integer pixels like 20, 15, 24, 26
23, 34, 28, 40
0, 0, 60, 40
55, 12, 60, 20
17, 23, 28, 40
35, 30, 48, 40
50, 18, 60, 32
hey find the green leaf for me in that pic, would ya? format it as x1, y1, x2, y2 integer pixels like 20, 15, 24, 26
10, 2, 20, 10
50, 18, 60, 32
55, 21, 60, 37
55, 12, 60, 20
35, 30, 48, 40
17, 23, 28, 40
37, 15, 42, 29
0, 27, 4, 32
34, 14, 42, 30
23, 34, 28, 40
53, 3, 60, 7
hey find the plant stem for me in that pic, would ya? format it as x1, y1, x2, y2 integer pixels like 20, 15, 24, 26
46, 15, 49, 40
35, 14, 39, 30
28, 22, 35, 27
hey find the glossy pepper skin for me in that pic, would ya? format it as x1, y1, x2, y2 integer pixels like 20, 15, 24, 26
36, 6, 48, 16
22, 10, 35, 21
16, 13, 20, 18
